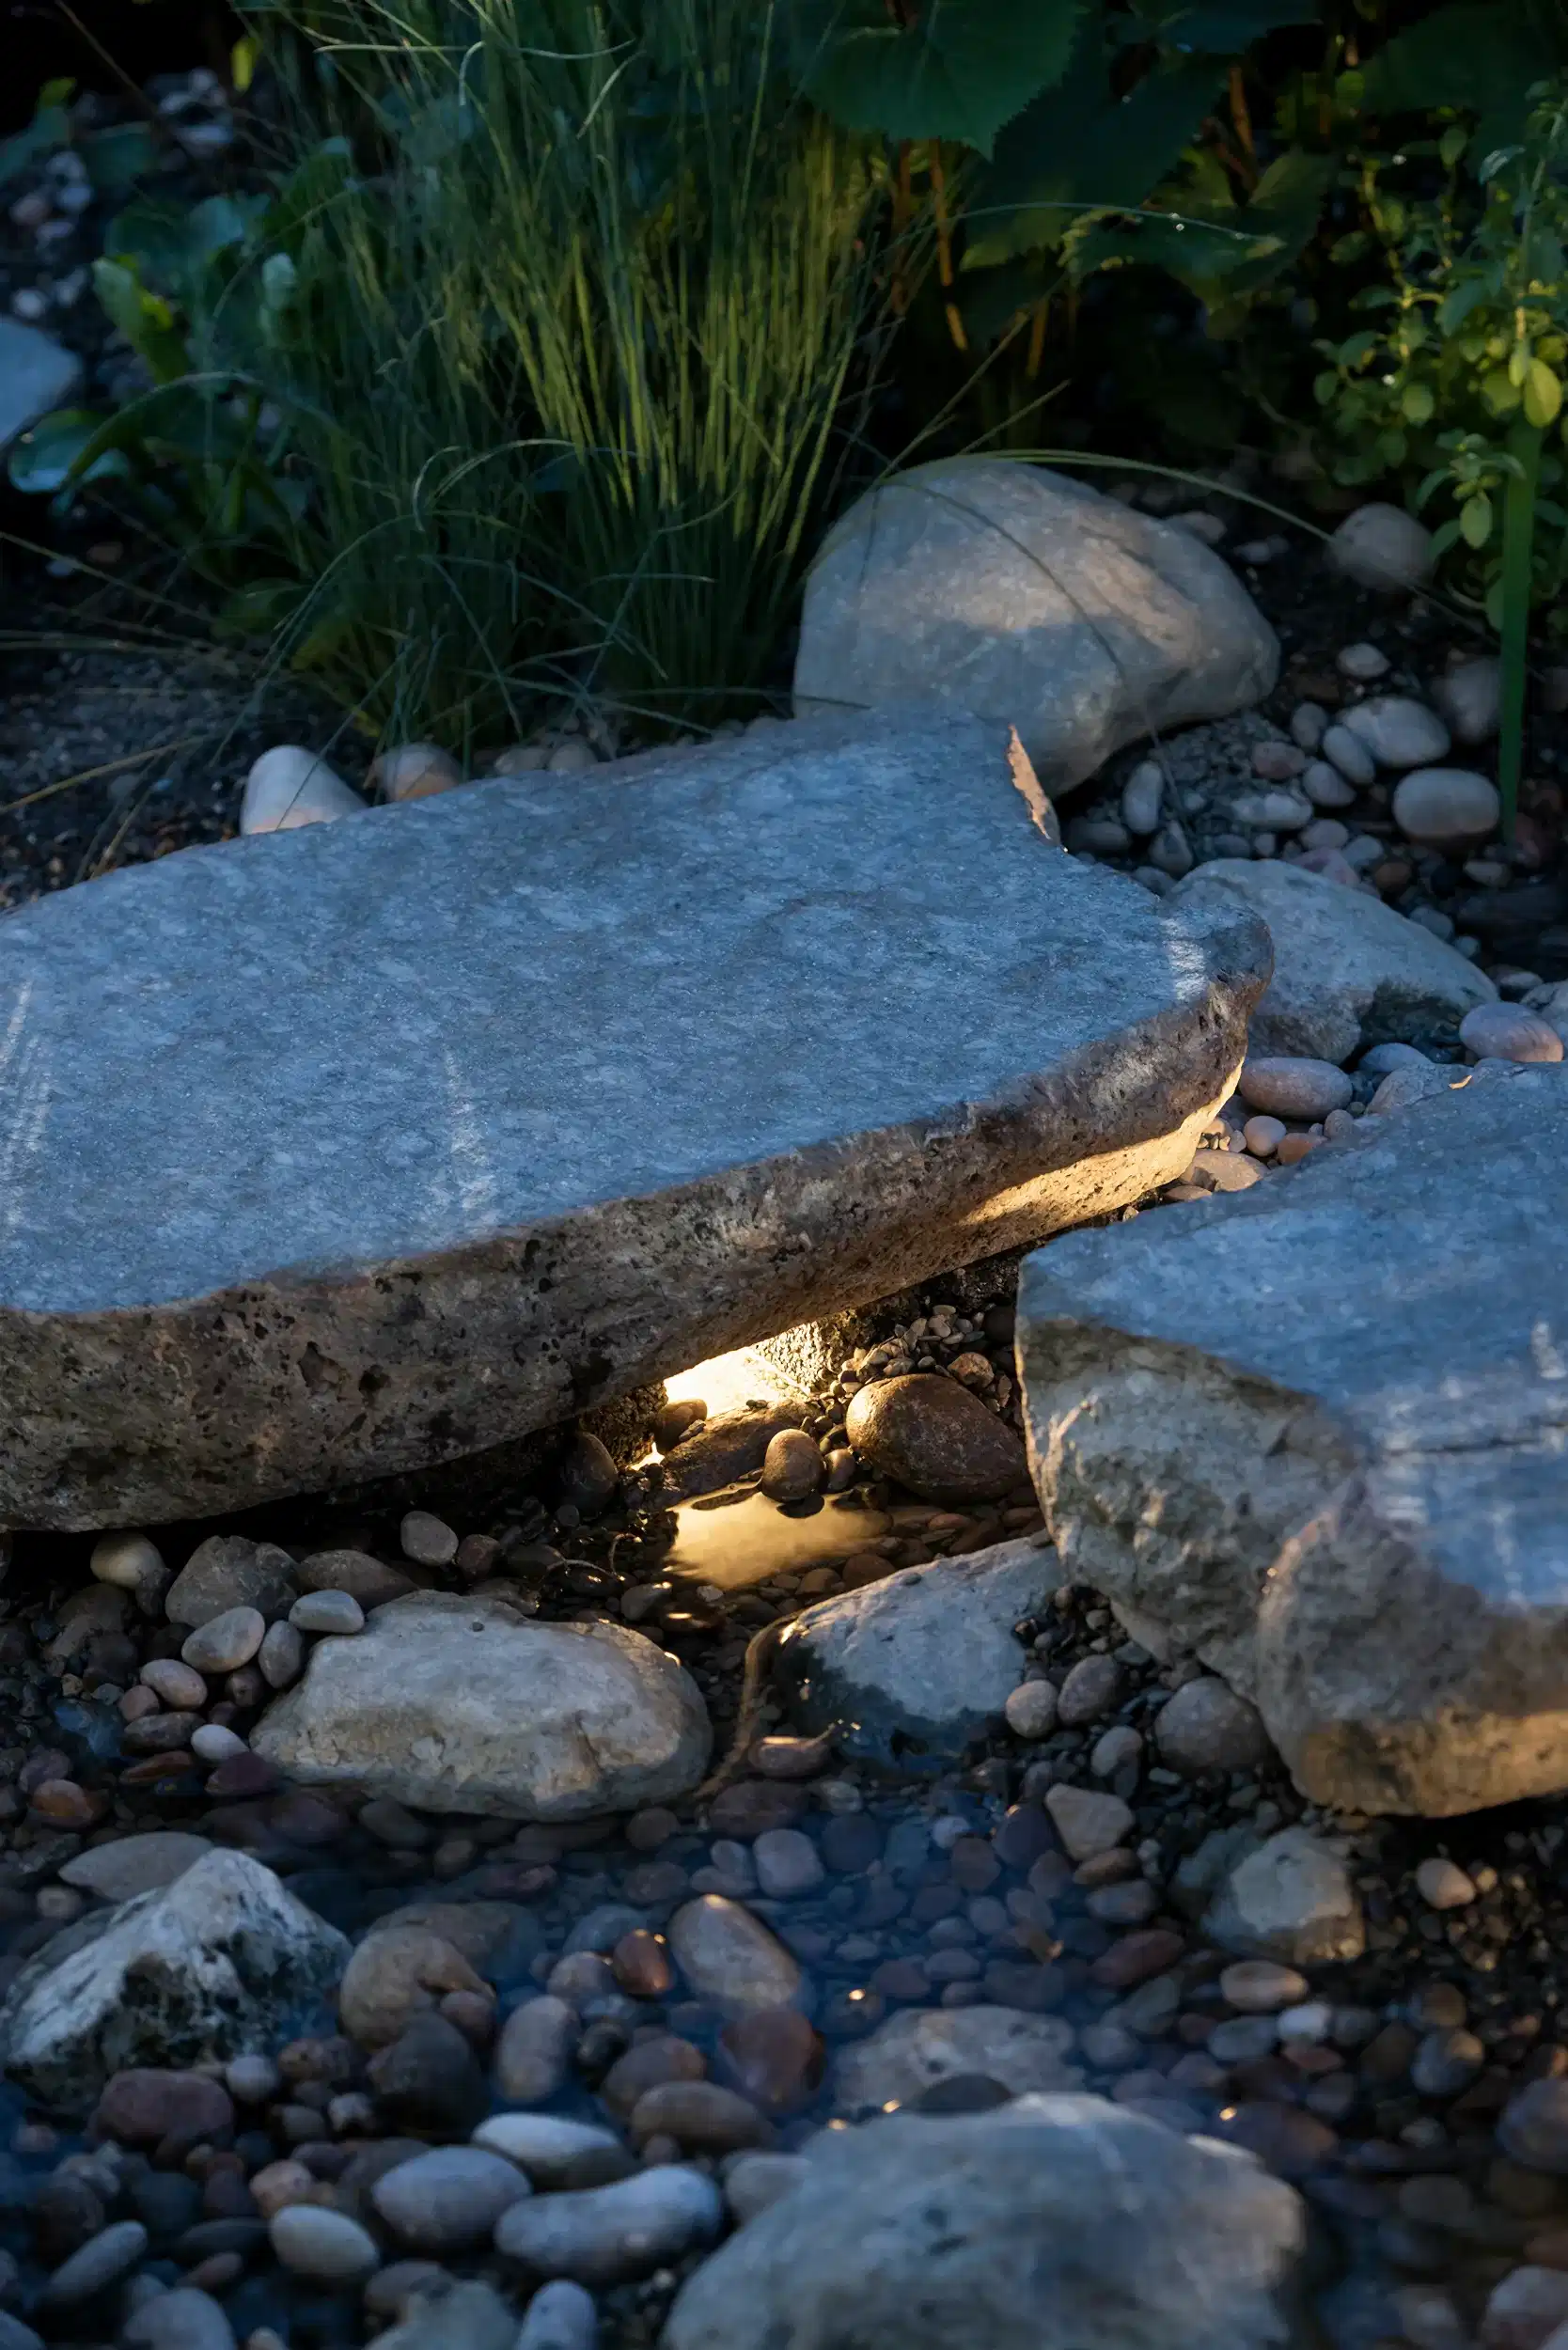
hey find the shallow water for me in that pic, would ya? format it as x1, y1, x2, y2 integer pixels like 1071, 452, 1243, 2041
662, 1486, 890, 1591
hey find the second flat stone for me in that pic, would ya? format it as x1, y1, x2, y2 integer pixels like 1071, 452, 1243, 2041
0, 707, 1266, 1526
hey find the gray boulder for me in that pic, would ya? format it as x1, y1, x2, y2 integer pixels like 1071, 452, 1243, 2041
794, 459, 1278, 790
772, 1537, 1057, 1771
0, 706, 1266, 1528
663, 2093, 1305, 2350
0, 1852, 347, 2112
0, 320, 83, 459
1168, 856, 1495, 1061
834, 2006, 1079, 2114
1019, 1064, 1568, 1814
252, 1592, 711, 1816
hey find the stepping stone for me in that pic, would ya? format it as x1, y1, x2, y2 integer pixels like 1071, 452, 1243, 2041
0, 707, 1266, 1527
1018, 1063, 1568, 1817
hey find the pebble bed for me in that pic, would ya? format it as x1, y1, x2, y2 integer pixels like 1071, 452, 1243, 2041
2, 1238, 1568, 2350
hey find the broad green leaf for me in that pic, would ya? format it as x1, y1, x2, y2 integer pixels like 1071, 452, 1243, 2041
6, 408, 133, 497
1461, 491, 1494, 546
1526, 362, 1562, 430
1125, 0, 1320, 49
91, 259, 192, 384
79, 122, 159, 198
1402, 381, 1435, 424
965, 36, 1225, 266
797, 0, 1088, 157
1354, 3, 1567, 147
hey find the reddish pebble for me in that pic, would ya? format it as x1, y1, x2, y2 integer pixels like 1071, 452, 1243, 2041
94, 2068, 234, 2146
749, 1733, 834, 1781
717, 2009, 824, 2112
121, 1711, 200, 1754
29, 1779, 106, 1829
119, 1685, 161, 1723
439, 1990, 496, 2046
119, 1752, 197, 1786
1090, 1930, 1185, 1991
1460, 1003, 1564, 1065
613, 1930, 674, 1999
205, 1752, 278, 1799
708, 1779, 808, 1837
599, 2035, 707, 2119
1275, 1134, 1320, 1167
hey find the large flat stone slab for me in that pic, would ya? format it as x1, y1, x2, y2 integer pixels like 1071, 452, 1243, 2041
0, 707, 1267, 1527
1018, 1064, 1568, 1816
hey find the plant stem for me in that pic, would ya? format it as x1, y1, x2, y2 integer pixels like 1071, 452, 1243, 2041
1497, 415, 1542, 849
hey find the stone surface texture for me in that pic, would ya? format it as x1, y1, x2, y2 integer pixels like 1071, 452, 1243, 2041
793, 460, 1279, 790
663, 2093, 1305, 2350
0, 1853, 348, 2111
773, 1538, 1057, 1771
1018, 1064, 1568, 1815
1168, 856, 1495, 1062
251, 1592, 711, 1817
0, 706, 1266, 1528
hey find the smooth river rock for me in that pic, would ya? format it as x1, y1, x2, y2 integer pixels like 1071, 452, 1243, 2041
1168, 855, 1494, 1062
252, 1593, 711, 1817
663, 2093, 1306, 2350
794, 458, 1278, 789
1018, 1063, 1568, 1815
773, 1537, 1057, 1771
0, 706, 1266, 1527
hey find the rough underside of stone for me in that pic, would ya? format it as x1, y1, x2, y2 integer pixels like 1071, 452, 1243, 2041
0, 706, 1266, 1528
1018, 1064, 1568, 1817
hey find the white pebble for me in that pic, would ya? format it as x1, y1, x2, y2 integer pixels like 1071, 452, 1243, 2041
369, 742, 463, 803
1120, 761, 1165, 837
1432, 656, 1501, 745
1290, 703, 1328, 753
241, 746, 365, 836
1327, 503, 1435, 592
1336, 642, 1389, 682
191, 1725, 247, 1763
1301, 760, 1357, 810
751, 1828, 825, 1900
259, 1620, 304, 1689
1458, 1004, 1563, 1066
225, 2054, 281, 2103
1242, 1116, 1286, 1159
1320, 725, 1376, 786
1416, 1856, 1478, 1912
180, 1606, 265, 1673
1341, 695, 1450, 770
91, 1533, 165, 1590
400, 1511, 458, 1566
1390, 767, 1500, 845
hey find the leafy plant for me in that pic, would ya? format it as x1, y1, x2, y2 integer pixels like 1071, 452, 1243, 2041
10, 0, 898, 752
1311, 82, 1568, 838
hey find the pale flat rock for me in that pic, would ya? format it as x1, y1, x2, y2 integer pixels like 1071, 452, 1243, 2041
0, 319, 83, 456
773, 1538, 1057, 1771
1019, 1064, 1568, 1815
252, 1592, 711, 1817
664, 2094, 1305, 2350
57, 1833, 212, 1903
0, 1852, 347, 2111
0, 707, 1266, 1527
794, 460, 1278, 791
1168, 856, 1494, 1061
835, 2006, 1078, 2114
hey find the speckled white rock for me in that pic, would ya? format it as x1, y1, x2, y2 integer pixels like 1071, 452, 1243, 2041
241, 746, 365, 835
1327, 504, 1435, 593
181, 1607, 265, 1673
1391, 768, 1500, 845
1204, 1830, 1365, 1966
1341, 696, 1450, 769
1003, 1681, 1058, 1739
1044, 1785, 1133, 1861
253, 1594, 711, 1818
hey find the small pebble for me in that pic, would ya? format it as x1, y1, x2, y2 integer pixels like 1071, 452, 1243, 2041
1243, 1116, 1286, 1158
1391, 767, 1501, 845
289, 1590, 367, 1635
259, 1621, 304, 1689
516, 2280, 601, 2350
1237, 1058, 1353, 1120
1302, 761, 1357, 809
1221, 1961, 1309, 2014
39, 2221, 149, 2308
1459, 1005, 1563, 1066
1416, 1856, 1478, 1912
759, 1430, 822, 1503
400, 1511, 458, 1567
269, 2204, 381, 2283
1320, 725, 1376, 786
190, 1725, 247, 1763
180, 1607, 265, 1674
1336, 642, 1389, 682
751, 1829, 825, 1901
1003, 1682, 1058, 1740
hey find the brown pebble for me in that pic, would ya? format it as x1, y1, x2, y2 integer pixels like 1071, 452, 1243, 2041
118, 1752, 196, 1786
612, 1931, 674, 1999
599, 2035, 707, 2119
949, 1838, 1000, 1894
708, 1779, 808, 1837
1275, 1134, 1320, 1166
840, 1553, 894, 1590
749, 1733, 835, 1781
1526, 2232, 1568, 2271
625, 1809, 680, 1854
628, 2080, 773, 2153
119, 1686, 161, 1723
1372, 859, 1413, 894
28, 1779, 106, 1829
121, 1711, 201, 1753
454, 1532, 501, 1581
640, 2131, 683, 2166
1090, 1930, 1184, 1991
249, 2159, 320, 2218
439, 1990, 496, 2046
717, 2010, 823, 2112
94, 2068, 234, 2147
204, 1752, 278, 1799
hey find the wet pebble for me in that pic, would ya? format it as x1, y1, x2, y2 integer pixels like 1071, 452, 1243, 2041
289, 1590, 366, 1635
370, 2148, 532, 2251
717, 2009, 823, 2111
666, 1897, 804, 2015
1044, 1785, 1132, 1861
269, 2203, 381, 2284
1220, 1961, 1309, 2013
495, 1996, 579, 2104
180, 1607, 265, 1673
474, 2115, 634, 2191
494, 2166, 724, 2285
752, 1829, 825, 1900
39, 2220, 149, 2308
629, 2081, 771, 2154
760, 1431, 822, 1503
